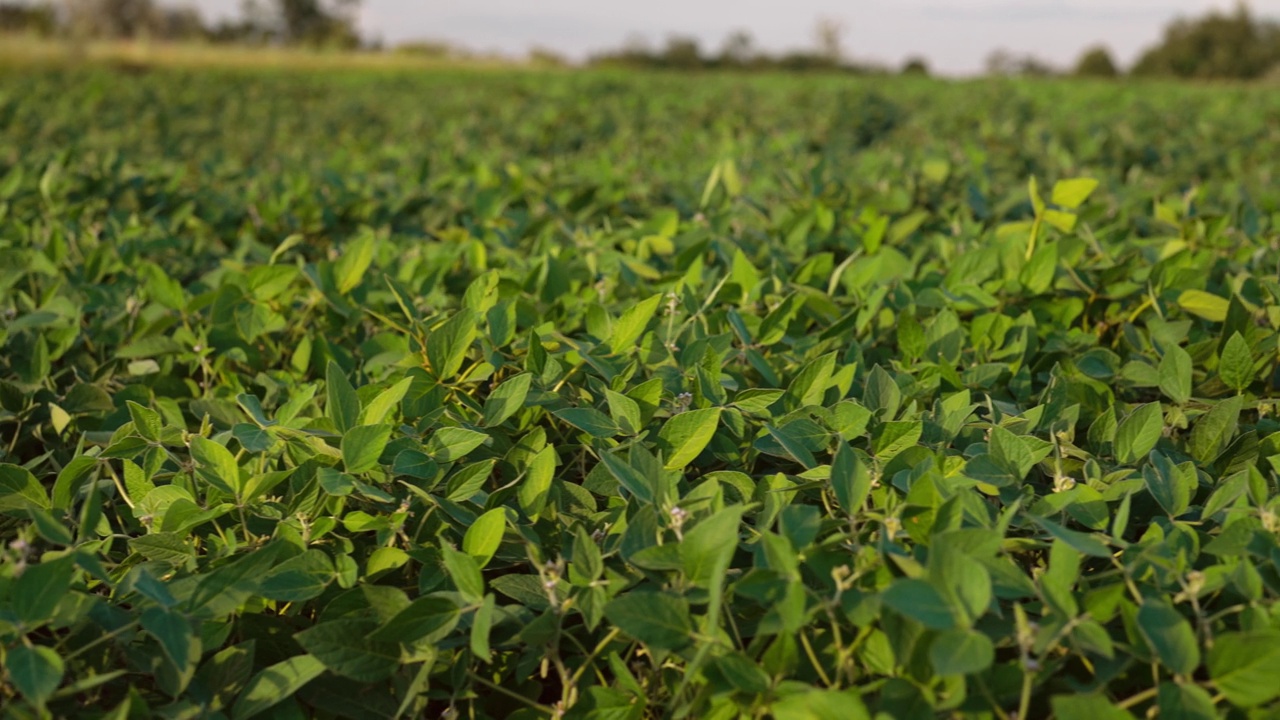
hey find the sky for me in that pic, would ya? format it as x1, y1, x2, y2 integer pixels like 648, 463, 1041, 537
190, 0, 1280, 75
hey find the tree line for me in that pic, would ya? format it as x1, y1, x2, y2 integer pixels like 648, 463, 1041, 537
592, 2, 1280, 81
2, 0, 1280, 79
1038, 3, 1280, 80
0, 0, 361, 47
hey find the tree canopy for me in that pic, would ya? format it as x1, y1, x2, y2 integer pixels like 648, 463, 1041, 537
1133, 2, 1280, 79
1073, 46, 1119, 77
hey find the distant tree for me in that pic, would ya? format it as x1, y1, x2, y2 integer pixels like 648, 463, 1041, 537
0, 1, 57, 36
61, 0, 209, 40
985, 48, 1057, 77
62, 0, 149, 38
1073, 45, 1119, 77
207, 17, 267, 43
1132, 2, 1279, 79
152, 4, 205, 39
813, 16, 844, 63
660, 34, 702, 69
984, 49, 1016, 76
718, 29, 755, 67
528, 46, 567, 67
586, 24, 877, 74
588, 33, 657, 68
241, 0, 360, 47
901, 56, 930, 76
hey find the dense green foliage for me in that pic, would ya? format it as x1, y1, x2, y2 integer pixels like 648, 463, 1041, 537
1132, 3, 1280, 79
1071, 47, 1119, 79
4, 69, 1280, 719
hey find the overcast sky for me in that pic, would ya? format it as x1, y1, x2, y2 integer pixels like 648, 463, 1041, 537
190, 0, 1280, 75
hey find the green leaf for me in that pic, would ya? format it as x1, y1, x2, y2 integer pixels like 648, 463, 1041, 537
294, 619, 400, 682
608, 293, 662, 354
463, 507, 506, 568
572, 525, 604, 581
130, 533, 196, 566
334, 230, 376, 294
517, 444, 556, 516
757, 293, 805, 346
341, 424, 392, 474
732, 388, 785, 415
190, 436, 244, 497
1158, 345, 1193, 405
326, 360, 361, 434
831, 441, 871, 514
360, 376, 412, 426
232, 655, 326, 720
1042, 208, 1077, 233
712, 652, 771, 695
232, 423, 273, 454
471, 593, 495, 662
863, 365, 901, 418
13, 555, 75, 625
554, 407, 620, 438
681, 506, 745, 587
1157, 682, 1217, 720
604, 592, 693, 651
6, 644, 64, 707
392, 450, 437, 480
127, 400, 163, 443
317, 467, 355, 497
1050, 177, 1098, 209
658, 408, 721, 470
187, 541, 285, 613
482, 372, 531, 427
881, 579, 955, 630
784, 351, 836, 409
237, 393, 274, 427
1143, 450, 1191, 518
51, 455, 97, 511
765, 423, 819, 469
259, 551, 334, 602
1218, 331, 1254, 392
1114, 402, 1163, 465
1033, 516, 1112, 558
442, 546, 485, 604
0, 463, 50, 511
929, 628, 995, 675
141, 606, 198, 681
1177, 289, 1230, 323
1137, 600, 1200, 675
604, 389, 642, 434
1189, 396, 1242, 463
599, 451, 653, 504
426, 309, 478, 381
425, 427, 491, 462
872, 420, 922, 461
1051, 693, 1137, 720
771, 689, 871, 720
193, 641, 257, 712
930, 543, 992, 627
1208, 631, 1280, 707
370, 597, 461, 645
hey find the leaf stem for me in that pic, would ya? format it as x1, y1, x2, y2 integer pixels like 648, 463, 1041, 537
1115, 686, 1158, 710
799, 630, 834, 687
566, 627, 622, 690
466, 671, 557, 715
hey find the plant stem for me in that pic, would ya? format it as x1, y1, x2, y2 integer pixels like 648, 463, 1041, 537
1116, 686, 1159, 710
466, 671, 557, 715
1017, 669, 1035, 720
